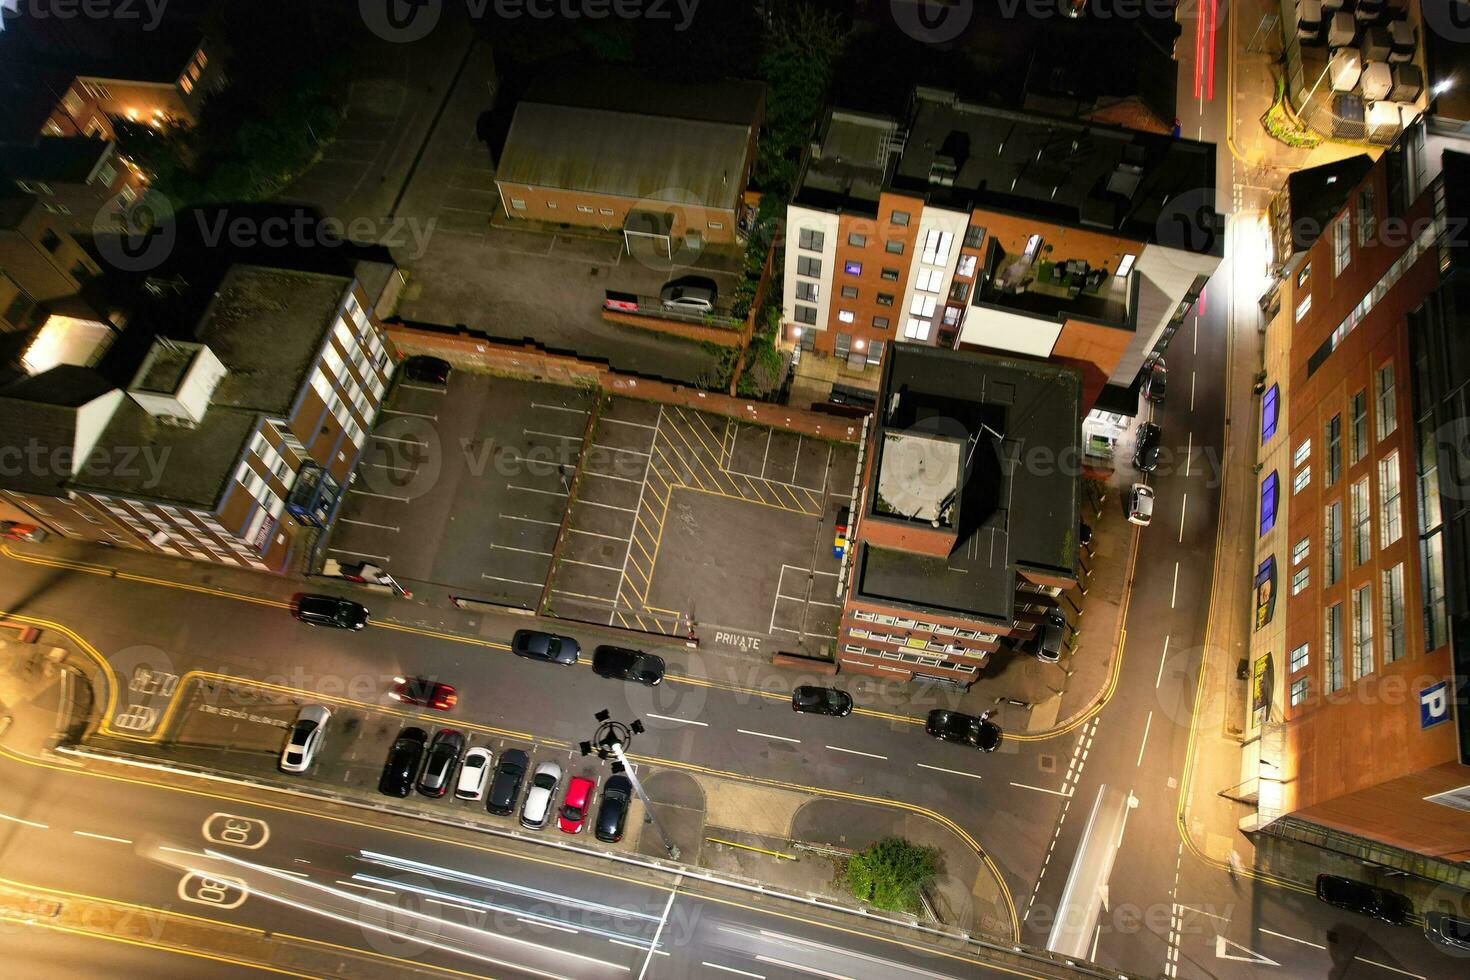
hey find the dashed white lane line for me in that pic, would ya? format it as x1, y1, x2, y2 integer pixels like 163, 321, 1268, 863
73, 830, 132, 844
1190, 371, 1196, 412
737, 729, 800, 744
1009, 782, 1072, 798
755, 956, 849, 980
1184, 431, 1193, 476
1136, 711, 1154, 767
647, 713, 708, 728
338, 880, 396, 895
1171, 561, 1180, 607
1178, 493, 1188, 543
0, 812, 48, 829
1155, 634, 1171, 688
825, 745, 887, 761
915, 763, 982, 780
701, 963, 765, 979
1354, 957, 1425, 979
518, 916, 578, 934
1258, 927, 1323, 949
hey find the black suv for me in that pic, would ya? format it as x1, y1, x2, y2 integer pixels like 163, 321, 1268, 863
1133, 422, 1162, 472
487, 748, 530, 816
293, 594, 369, 630
595, 775, 633, 843
925, 710, 1002, 752
416, 729, 466, 798
378, 727, 428, 797
1315, 874, 1412, 925
591, 646, 665, 685
791, 686, 854, 717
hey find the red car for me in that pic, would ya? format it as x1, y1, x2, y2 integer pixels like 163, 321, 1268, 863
389, 676, 458, 711
558, 775, 596, 834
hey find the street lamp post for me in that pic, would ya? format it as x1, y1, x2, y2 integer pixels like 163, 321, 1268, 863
581, 711, 680, 862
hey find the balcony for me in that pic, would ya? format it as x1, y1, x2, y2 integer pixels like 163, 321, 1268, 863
976, 241, 1135, 329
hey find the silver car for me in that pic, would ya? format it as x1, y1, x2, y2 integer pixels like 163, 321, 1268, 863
280, 704, 331, 774
520, 760, 563, 829
659, 278, 716, 312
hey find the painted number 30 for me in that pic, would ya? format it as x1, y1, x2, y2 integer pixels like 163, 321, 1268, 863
202, 812, 270, 849
177, 872, 248, 909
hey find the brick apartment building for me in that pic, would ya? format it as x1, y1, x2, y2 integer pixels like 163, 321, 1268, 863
0, 136, 147, 233
783, 88, 1223, 413
495, 67, 765, 249
0, 263, 398, 573
1242, 112, 1470, 860
0, 190, 102, 334
835, 343, 1082, 685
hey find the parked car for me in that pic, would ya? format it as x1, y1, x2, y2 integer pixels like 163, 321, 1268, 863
659, 276, 717, 313
595, 775, 633, 843
1133, 422, 1162, 472
521, 761, 563, 829
293, 594, 369, 630
1143, 357, 1167, 404
416, 729, 466, 798
512, 629, 580, 666
487, 748, 530, 816
1425, 910, 1470, 952
279, 704, 331, 774
0, 520, 46, 542
1032, 608, 1068, 664
1127, 483, 1155, 527
402, 355, 451, 385
558, 775, 597, 834
833, 505, 850, 559
791, 686, 854, 717
591, 646, 665, 685
1315, 874, 1412, 925
390, 675, 458, 711
925, 709, 1002, 752
378, 727, 429, 797
455, 746, 493, 801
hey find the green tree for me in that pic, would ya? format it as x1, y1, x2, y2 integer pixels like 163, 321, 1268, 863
753, 2, 847, 197
843, 837, 939, 914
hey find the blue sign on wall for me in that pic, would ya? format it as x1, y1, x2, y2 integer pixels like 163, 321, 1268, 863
1420, 681, 1451, 730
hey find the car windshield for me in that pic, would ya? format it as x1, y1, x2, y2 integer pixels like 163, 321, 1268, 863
534, 773, 556, 789
563, 805, 583, 820
463, 756, 484, 769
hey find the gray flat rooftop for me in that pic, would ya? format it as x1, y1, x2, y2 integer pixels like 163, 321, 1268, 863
854, 344, 1081, 626
132, 340, 198, 394
794, 110, 896, 212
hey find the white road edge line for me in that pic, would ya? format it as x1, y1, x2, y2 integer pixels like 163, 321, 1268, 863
737, 729, 800, 744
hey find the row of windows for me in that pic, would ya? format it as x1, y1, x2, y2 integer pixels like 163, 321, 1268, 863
848, 628, 982, 656
849, 608, 998, 642
1311, 561, 1407, 698
842, 643, 980, 674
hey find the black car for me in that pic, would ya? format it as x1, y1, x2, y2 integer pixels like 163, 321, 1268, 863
591, 646, 665, 685
1425, 911, 1470, 951
512, 630, 580, 666
1133, 422, 1162, 473
925, 709, 1002, 752
1315, 874, 1412, 925
378, 727, 429, 797
293, 593, 369, 630
791, 686, 854, 717
595, 774, 633, 843
487, 748, 530, 816
1143, 358, 1167, 404
402, 355, 451, 385
416, 729, 466, 798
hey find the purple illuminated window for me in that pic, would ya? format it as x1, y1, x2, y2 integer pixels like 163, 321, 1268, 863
844, 260, 862, 275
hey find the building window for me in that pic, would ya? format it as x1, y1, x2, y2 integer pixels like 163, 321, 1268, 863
510, 198, 526, 210
1290, 677, 1310, 705
876, 292, 894, 307
1293, 536, 1310, 565
955, 253, 977, 277
1325, 415, 1341, 485
880, 267, 900, 281
904, 318, 930, 341
1349, 390, 1367, 464
867, 340, 885, 366
1292, 565, 1310, 596
841, 285, 858, 299
1423, 530, 1449, 651
41, 229, 61, 253
799, 229, 825, 251
598, 208, 613, 216
795, 281, 819, 302
873, 315, 890, 329
545, 201, 557, 209
797, 256, 822, 277
942, 306, 962, 327
948, 280, 969, 303
837, 309, 855, 324
1382, 563, 1405, 663
1374, 363, 1396, 441
909, 293, 937, 318
834, 333, 851, 359
1356, 186, 1376, 248
1324, 602, 1344, 693
916, 267, 943, 292
844, 260, 863, 275
1293, 466, 1311, 494
708, 221, 724, 229
794, 305, 817, 325
1352, 583, 1374, 679
963, 225, 985, 248
576, 205, 594, 213
1295, 291, 1313, 322
921, 229, 954, 265
1297, 260, 1312, 288
1289, 642, 1310, 673
1333, 213, 1351, 275
885, 240, 905, 255
890, 209, 910, 226
1259, 471, 1279, 535
1324, 501, 1342, 586
799, 327, 816, 350
1293, 439, 1312, 468
848, 232, 867, 247
1261, 383, 1280, 443
1350, 477, 1371, 566
1378, 451, 1401, 546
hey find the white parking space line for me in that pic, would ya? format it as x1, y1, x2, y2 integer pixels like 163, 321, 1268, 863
737, 729, 800, 744
329, 548, 389, 563
341, 519, 399, 532
502, 514, 560, 527
481, 573, 543, 588
569, 528, 628, 541
509, 485, 568, 498
601, 417, 659, 430
382, 409, 437, 420
73, 830, 132, 844
583, 471, 642, 484
532, 402, 587, 415
373, 435, 428, 446
492, 544, 553, 557
593, 443, 652, 458
551, 590, 617, 605
647, 713, 709, 727
396, 383, 447, 394
776, 594, 842, 609
1009, 782, 1072, 798
579, 500, 638, 513
524, 428, 583, 441
916, 763, 982, 780
368, 462, 415, 474
349, 490, 409, 502
562, 558, 624, 572
826, 745, 887, 760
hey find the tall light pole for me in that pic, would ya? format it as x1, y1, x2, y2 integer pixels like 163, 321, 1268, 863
581, 710, 680, 861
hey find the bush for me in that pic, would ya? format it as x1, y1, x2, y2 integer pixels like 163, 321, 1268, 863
843, 837, 939, 914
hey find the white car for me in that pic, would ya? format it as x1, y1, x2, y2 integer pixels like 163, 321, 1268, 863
520, 760, 563, 829
455, 746, 493, 801
1128, 483, 1155, 526
280, 704, 331, 773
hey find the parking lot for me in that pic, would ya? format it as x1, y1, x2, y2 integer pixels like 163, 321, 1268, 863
548, 399, 858, 656
325, 371, 592, 607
